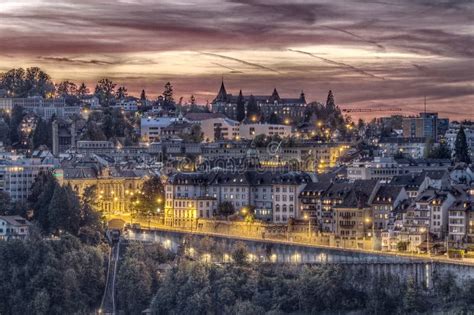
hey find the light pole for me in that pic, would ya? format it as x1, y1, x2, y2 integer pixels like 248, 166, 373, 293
365, 217, 375, 250
420, 227, 429, 256
304, 214, 311, 241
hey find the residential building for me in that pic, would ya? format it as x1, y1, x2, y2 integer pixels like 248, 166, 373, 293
239, 123, 292, 139
200, 117, 240, 142
0, 216, 31, 240
378, 137, 427, 159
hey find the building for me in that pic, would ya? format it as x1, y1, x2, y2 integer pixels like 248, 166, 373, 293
57, 162, 150, 214
0, 216, 31, 240
402, 112, 448, 141
378, 137, 427, 159
200, 117, 240, 142
140, 116, 177, 142
164, 170, 314, 225
0, 97, 81, 119
239, 123, 292, 139
0, 157, 56, 202
171, 197, 217, 228
333, 180, 379, 238
448, 197, 472, 247
76, 140, 115, 154
371, 184, 408, 231
211, 81, 308, 121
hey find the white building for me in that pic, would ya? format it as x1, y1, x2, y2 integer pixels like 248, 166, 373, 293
201, 118, 240, 142
0, 216, 31, 240
378, 137, 427, 159
239, 123, 292, 140
140, 116, 178, 142
0, 157, 55, 202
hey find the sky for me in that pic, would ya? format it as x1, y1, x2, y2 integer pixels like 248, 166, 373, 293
0, 0, 473, 120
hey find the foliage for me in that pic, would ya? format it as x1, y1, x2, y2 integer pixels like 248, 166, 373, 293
218, 201, 235, 218
428, 141, 452, 159
32, 117, 52, 150
116, 242, 175, 314
131, 176, 165, 216
0, 235, 105, 315
236, 90, 245, 122
246, 95, 260, 121
455, 126, 471, 164
0, 67, 54, 97
94, 78, 116, 106
396, 241, 410, 252
231, 242, 249, 266
162, 82, 175, 109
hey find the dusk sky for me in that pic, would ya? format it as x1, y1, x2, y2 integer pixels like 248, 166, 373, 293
0, 0, 473, 120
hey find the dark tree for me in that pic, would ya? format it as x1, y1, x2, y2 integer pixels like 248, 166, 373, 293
268, 112, 281, 124
131, 176, 165, 216
428, 141, 452, 159
189, 94, 196, 106
140, 89, 146, 101
9, 105, 24, 145
31, 118, 52, 150
218, 201, 235, 218
454, 126, 471, 163
163, 82, 174, 107
94, 78, 116, 106
236, 90, 245, 122
116, 86, 128, 99
56, 80, 77, 96
77, 82, 89, 98
326, 90, 336, 111
246, 95, 259, 120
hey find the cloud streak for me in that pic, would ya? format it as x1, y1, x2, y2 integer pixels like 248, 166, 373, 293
288, 49, 386, 80
200, 52, 280, 74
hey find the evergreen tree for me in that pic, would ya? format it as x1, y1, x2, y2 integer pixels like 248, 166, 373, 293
94, 78, 116, 106
9, 105, 24, 146
163, 82, 174, 107
189, 94, 196, 106
246, 95, 259, 121
454, 126, 471, 163
31, 118, 51, 150
326, 90, 336, 111
140, 89, 146, 101
77, 82, 89, 98
236, 90, 245, 122
428, 141, 452, 159
116, 86, 128, 99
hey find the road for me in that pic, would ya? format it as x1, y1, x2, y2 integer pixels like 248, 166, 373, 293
106, 214, 474, 266
100, 238, 121, 315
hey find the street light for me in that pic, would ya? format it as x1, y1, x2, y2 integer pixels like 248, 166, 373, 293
365, 217, 375, 250
420, 227, 430, 256
304, 214, 311, 241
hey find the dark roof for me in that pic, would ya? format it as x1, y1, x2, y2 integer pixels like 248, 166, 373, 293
390, 173, 425, 189
422, 170, 448, 180
372, 185, 404, 204
379, 137, 426, 144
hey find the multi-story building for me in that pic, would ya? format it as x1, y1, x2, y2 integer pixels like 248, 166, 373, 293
239, 123, 292, 139
333, 180, 379, 238
57, 163, 150, 214
371, 185, 408, 231
171, 197, 217, 228
164, 170, 314, 225
0, 216, 31, 240
200, 117, 240, 142
402, 112, 448, 141
378, 137, 427, 159
0, 97, 80, 119
448, 197, 472, 247
0, 157, 56, 202
140, 116, 180, 142
211, 81, 308, 122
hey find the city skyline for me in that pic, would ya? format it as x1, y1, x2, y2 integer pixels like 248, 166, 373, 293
1, 0, 473, 120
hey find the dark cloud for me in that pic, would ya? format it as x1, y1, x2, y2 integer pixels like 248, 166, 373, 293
0, 0, 472, 119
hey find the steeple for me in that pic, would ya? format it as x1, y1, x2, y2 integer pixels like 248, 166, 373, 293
270, 88, 280, 102
300, 90, 306, 103
216, 79, 228, 102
